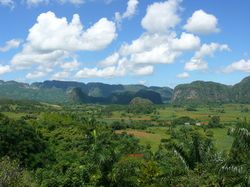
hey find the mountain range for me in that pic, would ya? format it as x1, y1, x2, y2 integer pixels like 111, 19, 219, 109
0, 76, 249, 104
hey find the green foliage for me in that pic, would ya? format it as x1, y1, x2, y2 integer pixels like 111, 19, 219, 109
0, 113, 50, 169
0, 100, 249, 186
166, 127, 215, 170
154, 147, 187, 185
172, 116, 196, 126
155, 127, 221, 186
240, 105, 249, 113
0, 156, 37, 187
208, 116, 223, 128
111, 121, 127, 130
220, 120, 250, 186
111, 120, 154, 130
128, 97, 156, 114
135, 89, 162, 104
186, 105, 197, 111
109, 157, 142, 187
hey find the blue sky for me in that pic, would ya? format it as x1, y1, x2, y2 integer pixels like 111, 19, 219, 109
0, 0, 249, 87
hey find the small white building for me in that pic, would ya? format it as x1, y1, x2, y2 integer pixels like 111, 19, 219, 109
196, 122, 201, 126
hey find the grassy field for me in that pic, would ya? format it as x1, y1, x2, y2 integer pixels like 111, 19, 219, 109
157, 104, 250, 123
116, 126, 234, 152
109, 104, 247, 153
103, 104, 250, 124
116, 127, 170, 152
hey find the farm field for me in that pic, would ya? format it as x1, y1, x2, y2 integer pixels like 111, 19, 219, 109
102, 104, 250, 123
3, 103, 245, 153
116, 126, 233, 152
100, 104, 247, 152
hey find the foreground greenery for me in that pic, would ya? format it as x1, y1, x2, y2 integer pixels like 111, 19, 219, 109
0, 102, 249, 186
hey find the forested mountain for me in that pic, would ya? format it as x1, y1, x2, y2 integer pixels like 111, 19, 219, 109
0, 76, 249, 104
0, 80, 68, 103
32, 80, 172, 102
68, 88, 163, 104
172, 76, 250, 104
0, 80, 167, 104
231, 76, 250, 103
172, 81, 232, 104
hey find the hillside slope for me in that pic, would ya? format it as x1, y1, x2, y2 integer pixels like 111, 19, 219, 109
232, 76, 250, 103
172, 76, 250, 104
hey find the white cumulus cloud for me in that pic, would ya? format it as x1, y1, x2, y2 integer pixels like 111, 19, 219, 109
12, 50, 68, 70
26, 71, 47, 79
120, 33, 181, 64
60, 60, 80, 71
99, 52, 120, 67
51, 71, 70, 80
141, 0, 181, 33
0, 65, 11, 75
224, 59, 250, 73
26, 12, 116, 51
183, 10, 220, 35
185, 43, 230, 71
130, 44, 180, 64
115, 0, 139, 26
0, 39, 21, 52
123, 0, 139, 18
176, 72, 189, 78
171, 32, 200, 51
8, 0, 231, 80
185, 58, 208, 71
11, 11, 117, 79
75, 1, 229, 79
133, 65, 154, 76
76, 58, 128, 78
76, 66, 122, 78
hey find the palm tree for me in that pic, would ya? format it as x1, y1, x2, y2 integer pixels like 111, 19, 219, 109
219, 120, 250, 186
167, 129, 214, 170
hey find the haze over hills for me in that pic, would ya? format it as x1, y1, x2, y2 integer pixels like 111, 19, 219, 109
0, 76, 249, 104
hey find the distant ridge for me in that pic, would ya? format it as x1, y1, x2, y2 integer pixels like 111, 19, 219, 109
0, 80, 172, 104
0, 76, 249, 104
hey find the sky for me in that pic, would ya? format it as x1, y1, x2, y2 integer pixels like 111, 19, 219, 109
0, 0, 249, 87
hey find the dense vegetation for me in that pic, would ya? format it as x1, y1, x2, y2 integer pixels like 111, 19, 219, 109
0, 101, 249, 186
172, 76, 250, 104
0, 76, 249, 105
